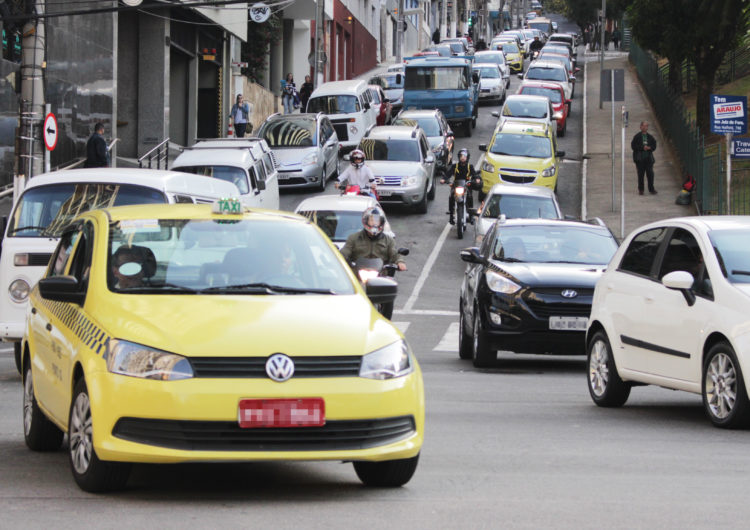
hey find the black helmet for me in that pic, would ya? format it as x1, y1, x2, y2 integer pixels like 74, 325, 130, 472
362, 206, 385, 237
458, 148, 470, 163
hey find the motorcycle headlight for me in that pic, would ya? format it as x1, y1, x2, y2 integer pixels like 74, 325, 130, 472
542, 164, 556, 177
301, 152, 319, 166
9, 279, 30, 302
107, 339, 194, 380
403, 175, 419, 186
481, 161, 495, 173
485, 270, 521, 294
455, 186, 465, 196
358, 269, 380, 283
359, 340, 413, 380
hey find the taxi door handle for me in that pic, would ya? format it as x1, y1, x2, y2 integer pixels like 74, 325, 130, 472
45, 323, 52, 332
31, 307, 36, 314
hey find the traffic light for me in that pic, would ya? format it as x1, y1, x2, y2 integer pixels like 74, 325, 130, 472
346, 15, 352, 24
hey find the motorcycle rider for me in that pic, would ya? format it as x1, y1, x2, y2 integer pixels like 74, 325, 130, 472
335, 149, 377, 196
441, 148, 482, 225
340, 207, 407, 272
529, 36, 543, 58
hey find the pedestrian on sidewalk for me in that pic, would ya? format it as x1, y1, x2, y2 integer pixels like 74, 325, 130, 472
432, 27, 440, 44
84, 122, 109, 168
282, 73, 297, 114
631, 121, 658, 195
229, 94, 252, 137
612, 28, 621, 50
299, 75, 314, 112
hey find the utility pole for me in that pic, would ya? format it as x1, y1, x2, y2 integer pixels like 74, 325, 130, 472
441, 0, 447, 40
313, 0, 325, 87
598, 0, 606, 109
396, 0, 405, 62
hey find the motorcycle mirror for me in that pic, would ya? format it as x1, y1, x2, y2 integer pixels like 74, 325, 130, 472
398, 247, 410, 256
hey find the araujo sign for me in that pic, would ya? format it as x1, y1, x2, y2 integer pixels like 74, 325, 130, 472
710, 94, 747, 135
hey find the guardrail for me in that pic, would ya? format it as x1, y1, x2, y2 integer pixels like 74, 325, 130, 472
138, 138, 170, 169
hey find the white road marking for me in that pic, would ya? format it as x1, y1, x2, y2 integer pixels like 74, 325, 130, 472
433, 322, 459, 351
0, 345, 13, 353
394, 309, 459, 317
403, 222, 452, 311
392, 321, 410, 334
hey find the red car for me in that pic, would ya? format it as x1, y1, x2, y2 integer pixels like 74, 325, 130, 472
517, 80, 570, 137
368, 85, 393, 126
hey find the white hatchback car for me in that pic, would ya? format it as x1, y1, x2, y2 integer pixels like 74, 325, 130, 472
587, 216, 750, 428
294, 194, 394, 249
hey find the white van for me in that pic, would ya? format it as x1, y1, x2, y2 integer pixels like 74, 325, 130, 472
0, 168, 240, 369
172, 138, 280, 210
306, 80, 378, 155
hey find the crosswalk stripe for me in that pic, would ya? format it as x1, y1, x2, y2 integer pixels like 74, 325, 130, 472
432, 322, 459, 352
393, 321, 410, 334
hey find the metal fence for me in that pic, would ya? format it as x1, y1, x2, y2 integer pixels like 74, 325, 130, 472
629, 40, 750, 214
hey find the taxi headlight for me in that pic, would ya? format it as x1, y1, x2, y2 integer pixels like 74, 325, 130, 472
485, 270, 521, 294
359, 340, 413, 380
481, 161, 495, 173
9, 279, 30, 302
542, 164, 556, 177
301, 152, 319, 166
107, 339, 194, 381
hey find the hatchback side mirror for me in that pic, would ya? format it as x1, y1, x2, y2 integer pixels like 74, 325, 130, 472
491, 111, 500, 118
662, 270, 696, 306
460, 247, 485, 264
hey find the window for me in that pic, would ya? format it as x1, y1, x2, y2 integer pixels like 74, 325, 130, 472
709, 228, 750, 284
176, 165, 250, 195
260, 118, 316, 148
174, 195, 194, 204
618, 227, 668, 277
49, 229, 81, 277
359, 138, 420, 162
263, 153, 276, 175
69, 223, 94, 292
404, 67, 469, 90
490, 133, 551, 158
307, 95, 360, 114
255, 162, 267, 184
659, 228, 711, 297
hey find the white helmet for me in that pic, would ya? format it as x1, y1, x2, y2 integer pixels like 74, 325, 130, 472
350, 149, 366, 169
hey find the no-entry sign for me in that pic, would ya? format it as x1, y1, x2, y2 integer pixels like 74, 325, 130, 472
43, 112, 58, 151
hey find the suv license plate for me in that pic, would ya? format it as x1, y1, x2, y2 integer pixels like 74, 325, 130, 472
377, 189, 393, 196
549, 316, 588, 331
238, 398, 325, 428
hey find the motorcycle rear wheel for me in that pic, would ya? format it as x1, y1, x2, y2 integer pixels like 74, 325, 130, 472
456, 202, 465, 239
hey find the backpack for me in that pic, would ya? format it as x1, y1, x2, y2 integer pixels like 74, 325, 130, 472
682, 174, 696, 192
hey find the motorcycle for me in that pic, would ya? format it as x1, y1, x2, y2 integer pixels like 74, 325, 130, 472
352, 248, 409, 319
340, 184, 379, 201
453, 179, 470, 239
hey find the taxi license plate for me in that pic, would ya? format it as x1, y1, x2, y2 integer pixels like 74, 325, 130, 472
549, 316, 588, 331
378, 189, 393, 196
238, 398, 325, 428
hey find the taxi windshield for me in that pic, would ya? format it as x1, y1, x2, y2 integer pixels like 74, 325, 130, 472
8, 183, 166, 238
490, 132, 551, 158
107, 218, 355, 295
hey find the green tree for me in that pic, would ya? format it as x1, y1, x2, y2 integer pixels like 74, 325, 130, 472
241, 14, 282, 85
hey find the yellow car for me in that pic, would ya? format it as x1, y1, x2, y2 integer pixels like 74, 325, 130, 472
21, 200, 424, 492
478, 120, 564, 192
495, 41, 524, 73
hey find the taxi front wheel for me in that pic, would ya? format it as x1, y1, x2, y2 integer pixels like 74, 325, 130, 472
353, 454, 419, 487
23, 363, 64, 451
69, 378, 131, 492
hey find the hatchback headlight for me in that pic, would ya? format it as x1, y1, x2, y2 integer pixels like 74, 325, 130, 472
9, 279, 30, 302
542, 164, 556, 177
107, 339, 194, 380
482, 161, 495, 173
359, 340, 413, 380
485, 270, 521, 294
301, 152, 319, 166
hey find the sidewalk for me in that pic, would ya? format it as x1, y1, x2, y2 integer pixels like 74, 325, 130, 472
583, 49, 696, 238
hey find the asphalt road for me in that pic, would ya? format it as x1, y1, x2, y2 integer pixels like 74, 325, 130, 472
2, 13, 750, 529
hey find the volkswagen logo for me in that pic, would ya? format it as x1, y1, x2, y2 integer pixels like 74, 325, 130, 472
561, 289, 578, 298
265, 353, 295, 382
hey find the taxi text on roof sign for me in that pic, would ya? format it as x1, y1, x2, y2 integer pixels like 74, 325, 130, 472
212, 197, 243, 214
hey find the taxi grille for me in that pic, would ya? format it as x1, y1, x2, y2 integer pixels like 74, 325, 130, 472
189, 356, 361, 378
500, 174, 537, 184
112, 415, 416, 451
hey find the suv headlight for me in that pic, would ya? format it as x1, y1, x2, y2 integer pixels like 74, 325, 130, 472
9, 279, 30, 302
542, 164, 556, 177
403, 175, 419, 186
359, 340, 413, 380
301, 152, 319, 166
107, 339, 194, 380
481, 161, 495, 173
485, 270, 521, 294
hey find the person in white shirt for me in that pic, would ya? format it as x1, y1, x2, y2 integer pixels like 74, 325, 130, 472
336, 149, 377, 196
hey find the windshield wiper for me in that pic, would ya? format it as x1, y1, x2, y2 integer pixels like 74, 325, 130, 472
7, 225, 50, 235
123, 283, 199, 294
200, 283, 336, 295
731, 270, 750, 276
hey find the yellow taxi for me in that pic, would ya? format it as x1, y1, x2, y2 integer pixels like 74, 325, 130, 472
495, 41, 524, 73
21, 200, 424, 492
478, 120, 564, 192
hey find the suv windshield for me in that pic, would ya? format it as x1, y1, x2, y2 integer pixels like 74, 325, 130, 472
259, 118, 317, 149
176, 165, 249, 194
108, 219, 354, 294
491, 225, 617, 265
405, 66, 469, 90
307, 95, 360, 114
491, 132, 551, 158
8, 183, 166, 238
360, 138, 421, 162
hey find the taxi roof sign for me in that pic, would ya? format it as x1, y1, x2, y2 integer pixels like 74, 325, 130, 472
212, 198, 243, 214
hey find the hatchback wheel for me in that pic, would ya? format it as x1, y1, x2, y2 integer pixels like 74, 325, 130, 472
23, 362, 64, 451
69, 378, 131, 492
587, 331, 630, 407
702, 342, 750, 428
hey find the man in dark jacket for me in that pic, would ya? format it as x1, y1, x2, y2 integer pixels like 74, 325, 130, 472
631, 121, 658, 195
441, 148, 482, 225
84, 122, 109, 168
340, 207, 407, 271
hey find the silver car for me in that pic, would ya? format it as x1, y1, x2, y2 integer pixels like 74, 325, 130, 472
257, 113, 339, 191
358, 125, 436, 214
368, 72, 405, 113
392, 109, 454, 177
473, 50, 511, 89
472, 63, 506, 105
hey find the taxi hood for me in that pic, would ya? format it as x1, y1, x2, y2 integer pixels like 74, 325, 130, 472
94, 294, 399, 358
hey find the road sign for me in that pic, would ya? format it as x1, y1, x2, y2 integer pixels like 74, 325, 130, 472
711, 94, 747, 135
600, 69, 624, 102
43, 112, 58, 151
731, 138, 750, 158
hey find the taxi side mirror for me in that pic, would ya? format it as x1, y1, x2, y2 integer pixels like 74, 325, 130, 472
38, 275, 85, 305
365, 277, 397, 306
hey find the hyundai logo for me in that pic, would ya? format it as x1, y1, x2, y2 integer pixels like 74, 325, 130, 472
561, 289, 578, 298
265, 353, 295, 382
